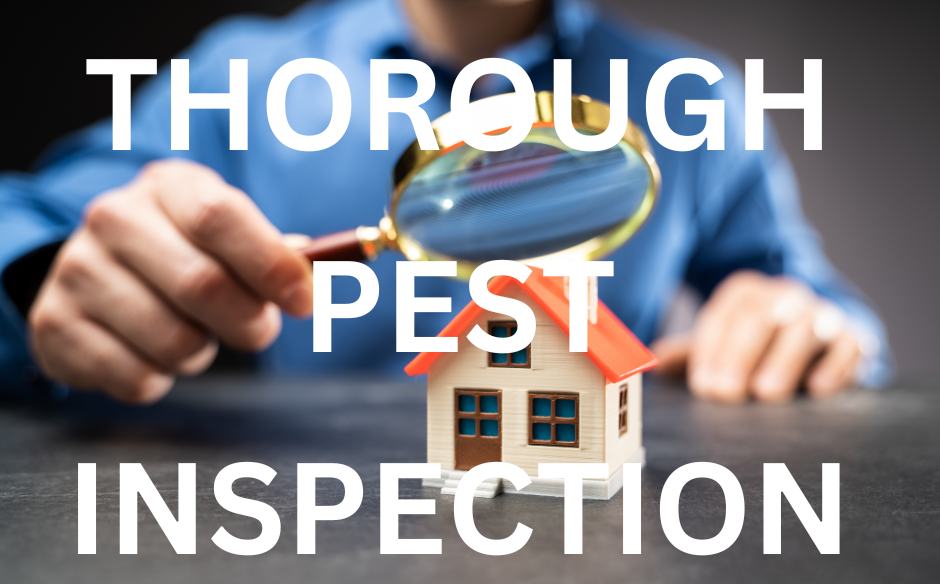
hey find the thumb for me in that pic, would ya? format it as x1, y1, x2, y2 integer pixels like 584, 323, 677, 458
282, 233, 314, 253
650, 332, 692, 378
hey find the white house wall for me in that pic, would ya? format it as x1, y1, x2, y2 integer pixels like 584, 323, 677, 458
604, 373, 643, 472
427, 280, 607, 476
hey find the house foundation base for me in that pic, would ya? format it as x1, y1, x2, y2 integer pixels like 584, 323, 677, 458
424, 447, 645, 501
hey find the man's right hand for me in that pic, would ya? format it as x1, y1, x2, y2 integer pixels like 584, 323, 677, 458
28, 159, 313, 404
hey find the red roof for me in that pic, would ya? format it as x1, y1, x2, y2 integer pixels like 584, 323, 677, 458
404, 267, 657, 382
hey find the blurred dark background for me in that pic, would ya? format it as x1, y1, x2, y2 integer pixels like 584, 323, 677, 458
0, 0, 936, 378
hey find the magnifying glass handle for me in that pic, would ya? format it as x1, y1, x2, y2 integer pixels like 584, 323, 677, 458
298, 228, 368, 262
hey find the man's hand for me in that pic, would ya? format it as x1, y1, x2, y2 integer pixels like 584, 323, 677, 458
651, 271, 864, 403
28, 160, 313, 404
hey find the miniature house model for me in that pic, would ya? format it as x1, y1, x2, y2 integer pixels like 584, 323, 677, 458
405, 267, 657, 499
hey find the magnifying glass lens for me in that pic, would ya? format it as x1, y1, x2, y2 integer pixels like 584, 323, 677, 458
394, 126, 652, 262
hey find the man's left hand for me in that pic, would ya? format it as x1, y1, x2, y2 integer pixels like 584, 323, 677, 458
651, 271, 865, 403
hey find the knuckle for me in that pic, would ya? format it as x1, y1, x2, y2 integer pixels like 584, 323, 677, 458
176, 261, 229, 307
142, 160, 231, 241
85, 195, 117, 232
28, 302, 64, 341
84, 194, 127, 235
54, 245, 95, 290
256, 241, 286, 278
256, 242, 300, 293
187, 190, 233, 243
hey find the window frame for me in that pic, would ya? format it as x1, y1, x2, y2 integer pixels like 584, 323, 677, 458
618, 383, 629, 436
527, 392, 579, 447
454, 388, 502, 440
487, 321, 531, 369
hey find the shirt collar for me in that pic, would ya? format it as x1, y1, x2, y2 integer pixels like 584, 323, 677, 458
367, 0, 593, 68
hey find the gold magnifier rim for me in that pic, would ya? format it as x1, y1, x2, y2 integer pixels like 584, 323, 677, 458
386, 90, 661, 280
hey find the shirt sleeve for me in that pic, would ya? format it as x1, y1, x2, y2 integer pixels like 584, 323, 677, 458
682, 65, 894, 386
0, 18, 251, 395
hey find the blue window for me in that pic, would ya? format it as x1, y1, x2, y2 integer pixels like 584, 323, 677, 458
480, 419, 499, 437
491, 326, 509, 364
532, 423, 552, 441
488, 322, 530, 368
458, 394, 476, 413
556, 399, 576, 418
458, 418, 476, 436
480, 394, 498, 414
456, 390, 500, 441
509, 327, 528, 364
556, 424, 576, 443
532, 398, 552, 417
528, 393, 579, 446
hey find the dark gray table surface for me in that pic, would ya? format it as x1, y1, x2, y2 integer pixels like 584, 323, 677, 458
0, 376, 938, 584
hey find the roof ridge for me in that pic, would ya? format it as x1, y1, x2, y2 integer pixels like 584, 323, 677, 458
404, 267, 657, 382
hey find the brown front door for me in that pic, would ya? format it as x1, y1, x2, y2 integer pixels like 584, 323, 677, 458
454, 389, 502, 470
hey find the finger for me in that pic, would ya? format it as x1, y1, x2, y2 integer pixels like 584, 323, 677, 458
806, 331, 862, 398
689, 273, 814, 403
704, 296, 782, 403
650, 333, 691, 378
86, 192, 282, 351
177, 343, 219, 376
145, 161, 313, 317
750, 311, 824, 402
686, 277, 753, 400
56, 232, 218, 374
29, 286, 174, 404
689, 274, 783, 402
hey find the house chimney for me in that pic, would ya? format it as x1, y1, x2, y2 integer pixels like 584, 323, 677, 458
563, 276, 599, 325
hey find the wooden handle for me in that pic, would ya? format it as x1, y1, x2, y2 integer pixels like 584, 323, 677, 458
298, 228, 367, 262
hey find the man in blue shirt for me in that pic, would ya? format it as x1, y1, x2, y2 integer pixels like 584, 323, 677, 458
0, 0, 892, 403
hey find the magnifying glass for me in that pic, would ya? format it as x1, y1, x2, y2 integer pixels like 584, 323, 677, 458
299, 91, 660, 279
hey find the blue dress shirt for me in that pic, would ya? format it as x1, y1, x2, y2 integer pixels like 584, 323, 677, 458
0, 0, 893, 393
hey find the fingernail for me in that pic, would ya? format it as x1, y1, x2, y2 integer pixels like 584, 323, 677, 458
282, 281, 313, 316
